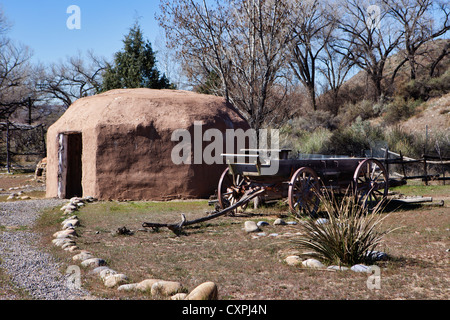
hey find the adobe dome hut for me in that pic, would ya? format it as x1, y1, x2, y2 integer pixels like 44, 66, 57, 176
46, 89, 249, 200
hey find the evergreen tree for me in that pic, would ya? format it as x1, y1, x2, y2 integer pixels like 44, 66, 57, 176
101, 23, 174, 91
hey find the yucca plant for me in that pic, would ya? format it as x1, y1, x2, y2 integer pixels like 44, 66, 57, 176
292, 189, 394, 266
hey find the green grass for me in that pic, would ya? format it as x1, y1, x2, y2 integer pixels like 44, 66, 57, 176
390, 184, 450, 197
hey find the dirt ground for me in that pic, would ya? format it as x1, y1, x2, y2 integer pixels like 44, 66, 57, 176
1, 172, 447, 300
33, 186, 449, 300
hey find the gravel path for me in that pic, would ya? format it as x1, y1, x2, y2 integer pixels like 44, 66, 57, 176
0, 199, 92, 300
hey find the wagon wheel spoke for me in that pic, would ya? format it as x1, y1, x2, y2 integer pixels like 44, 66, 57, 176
217, 168, 249, 214
288, 167, 320, 218
353, 159, 388, 211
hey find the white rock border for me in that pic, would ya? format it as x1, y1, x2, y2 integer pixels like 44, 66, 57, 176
52, 196, 219, 300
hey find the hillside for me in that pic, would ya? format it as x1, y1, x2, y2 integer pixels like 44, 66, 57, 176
400, 93, 450, 135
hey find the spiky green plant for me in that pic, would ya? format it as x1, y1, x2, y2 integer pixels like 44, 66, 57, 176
292, 189, 394, 266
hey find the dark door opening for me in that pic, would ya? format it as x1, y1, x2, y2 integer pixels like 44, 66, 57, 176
58, 133, 82, 198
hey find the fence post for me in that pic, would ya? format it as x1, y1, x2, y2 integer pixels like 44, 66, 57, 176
423, 155, 428, 186
6, 119, 11, 174
399, 150, 407, 179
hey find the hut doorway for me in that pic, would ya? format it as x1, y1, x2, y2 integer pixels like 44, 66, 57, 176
57, 132, 82, 199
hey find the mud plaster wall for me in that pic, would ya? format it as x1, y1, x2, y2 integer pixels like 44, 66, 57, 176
46, 89, 249, 200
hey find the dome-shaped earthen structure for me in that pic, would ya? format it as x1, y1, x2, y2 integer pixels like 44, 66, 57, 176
46, 89, 249, 200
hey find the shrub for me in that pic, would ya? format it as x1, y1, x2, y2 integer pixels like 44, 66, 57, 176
325, 126, 370, 156
292, 190, 394, 266
297, 128, 333, 155
400, 69, 450, 101
292, 110, 338, 132
338, 99, 380, 127
382, 97, 422, 125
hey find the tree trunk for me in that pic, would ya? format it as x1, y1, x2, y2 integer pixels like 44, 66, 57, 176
6, 119, 11, 174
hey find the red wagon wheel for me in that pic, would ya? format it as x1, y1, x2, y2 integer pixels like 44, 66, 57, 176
353, 159, 388, 210
217, 167, 249, 214
288, 167, 321, 218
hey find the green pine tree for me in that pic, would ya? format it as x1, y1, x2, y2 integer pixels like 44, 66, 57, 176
100, 23, 174, 92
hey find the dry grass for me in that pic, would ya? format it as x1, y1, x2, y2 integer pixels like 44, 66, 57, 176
33, 185, 450, 300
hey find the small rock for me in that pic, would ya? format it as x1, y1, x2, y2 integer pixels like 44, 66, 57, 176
302, 258, 324, 268
171, 293, 188, 300
52, 238, 75, 247
327, 265, 349, 271
20, 196, 31, 200
136, 279, 164, 292
72, 251, 94, 262
151, 281, 184, 296
67, 246, 79, 252
351, 264, 370, 273
256, 232, 267, 237
273, 218, 286, 225
285, 255, 302, 266
118, 283, 138, 292
90, 266, 110, 275
257, 221, 269, 227
81, 258, 106, 268
185, 282, 218, 300
66, 204, 77, 211
62, 219, 80, 227
99, 268, 117, 280
268, 233, 279, 237
286, 221, 298, 225
53, 229, 77, 238
62, 222, 74, 230
244, 221, 260, 233
61, 242, 76, 250
104, 274, 128, 288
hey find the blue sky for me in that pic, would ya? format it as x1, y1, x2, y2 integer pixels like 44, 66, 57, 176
0, 0, 164, 65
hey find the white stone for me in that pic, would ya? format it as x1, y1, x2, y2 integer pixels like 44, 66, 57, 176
72, 251, 93, 261
90, 266, 110, 275
104, 274, 128, 288
136, 279, 164, 292
52, 238, 75, 247
151, 281, 184, 296
185, 282, 218, 300
53, 229, 77, 238
351, 264, 370, 273
171, 293, 188, 300
81, 258, 106, 268
99, 268, 117, 280
302, 258, 325, 268
244, 221, 260, 233
67, 246, 79, 252
118, 283, 138, 292
61, 242, 76, 250
285, 255, 302, 266
273, 218, 286, 225
327, 265, 349, 271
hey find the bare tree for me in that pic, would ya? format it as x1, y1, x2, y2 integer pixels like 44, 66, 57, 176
384, 0, 450, 82
158, 0, 292, 131
39, 51, 106, 109
0, 40, 33, 120
335, 0, 403, 100
288, 0, 336, 111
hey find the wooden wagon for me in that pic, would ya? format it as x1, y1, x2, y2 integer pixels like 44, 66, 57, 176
217, 149, 389, 217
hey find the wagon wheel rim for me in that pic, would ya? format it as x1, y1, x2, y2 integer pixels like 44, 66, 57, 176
217, 168, 249, 214
288, 167, 320, 218
353, 159, 388, 210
